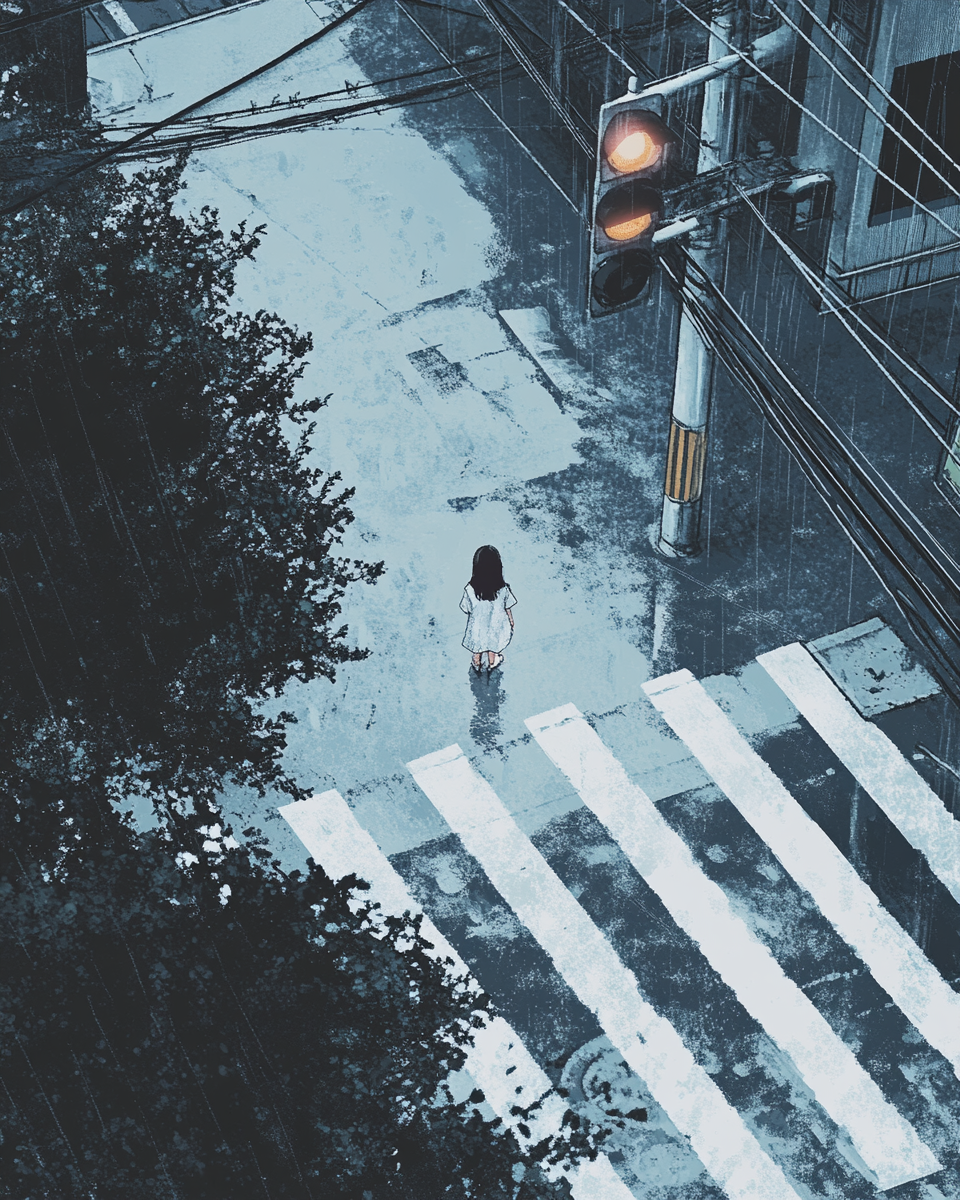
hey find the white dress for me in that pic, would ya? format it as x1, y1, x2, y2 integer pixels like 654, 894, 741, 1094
460, 584, 517, 653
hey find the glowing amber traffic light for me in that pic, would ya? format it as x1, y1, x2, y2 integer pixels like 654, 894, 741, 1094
601, 111, 668, 176
588, 92, 676, 317
595, 182, 661, 249
608, 129, 658, 173
602, 210, 653, 241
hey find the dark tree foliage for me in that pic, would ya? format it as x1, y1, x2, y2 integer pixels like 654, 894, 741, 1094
0, 151, 381, 816
1, 806, 594, 1198
0, 67, 601, 1200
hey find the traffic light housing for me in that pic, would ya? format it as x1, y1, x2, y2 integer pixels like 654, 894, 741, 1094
588, 90, 676, 317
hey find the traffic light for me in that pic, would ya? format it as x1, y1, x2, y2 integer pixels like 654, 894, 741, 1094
588, 88, 676, 317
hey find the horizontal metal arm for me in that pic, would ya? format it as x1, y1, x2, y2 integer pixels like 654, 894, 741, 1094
653, 168, 832, 243
635, 23, 795, 101
636, 54, 740, 100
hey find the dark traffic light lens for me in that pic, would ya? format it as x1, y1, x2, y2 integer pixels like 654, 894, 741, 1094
595, 182, 662, 245
602, 111, 668, 175
591, 250, 655, 309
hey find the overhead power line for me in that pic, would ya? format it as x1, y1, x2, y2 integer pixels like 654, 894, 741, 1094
105, 8, 605, 167
3, 0, 620, 212
734, 193, 960, 585
0, 0, 685, 45
105, 59, 522, 157
0, 0, 484, 36
736, 187, 960, 427
113, 51, 506, 129
469, 0, 593, 153
550, 0, 656, 80
551, 0, 640, 77
395, 0, 584, 218
789, 0, 960, 188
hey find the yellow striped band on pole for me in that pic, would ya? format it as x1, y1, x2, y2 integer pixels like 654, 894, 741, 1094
664, 420, 706, 503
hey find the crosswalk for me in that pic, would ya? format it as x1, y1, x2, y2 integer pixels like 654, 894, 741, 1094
280, 632, 960, 1200
528, 702, 939, 1191
645, 668, 960, 1081
410, 743, 805, 1200
279, 788, 634, 1200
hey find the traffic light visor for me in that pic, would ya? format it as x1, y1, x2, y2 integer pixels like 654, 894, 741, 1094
595, 182, 661, 247
602, 110, 669, 176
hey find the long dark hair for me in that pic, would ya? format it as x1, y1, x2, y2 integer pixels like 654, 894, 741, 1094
469, 545, 507, 601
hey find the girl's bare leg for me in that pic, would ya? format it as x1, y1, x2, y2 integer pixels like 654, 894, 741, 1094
473, 653, 483, 670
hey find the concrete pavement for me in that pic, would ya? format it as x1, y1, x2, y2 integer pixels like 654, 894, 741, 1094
90, 0, 659, 844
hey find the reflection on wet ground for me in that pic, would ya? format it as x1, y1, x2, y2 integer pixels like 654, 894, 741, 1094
469, 662, 504, 753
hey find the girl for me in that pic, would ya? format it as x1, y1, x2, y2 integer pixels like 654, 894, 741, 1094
460, 545, 516, 672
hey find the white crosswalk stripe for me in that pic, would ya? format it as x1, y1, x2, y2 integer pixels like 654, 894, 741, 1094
279, 790, 635, 1200
409, 743, 806, 1200
526, 702, 940, 1191
758, 642, 960, 906
643, 668, 960, 1082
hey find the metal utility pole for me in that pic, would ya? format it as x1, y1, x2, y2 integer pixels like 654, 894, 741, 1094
658, 1, 743, 558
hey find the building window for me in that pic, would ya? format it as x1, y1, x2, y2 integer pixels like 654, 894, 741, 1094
828, 0, 873, 61
870, 51, 960, 222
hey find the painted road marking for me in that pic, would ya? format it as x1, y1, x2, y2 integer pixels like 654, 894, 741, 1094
526, 703, 940, 1190
102, 0, 139, 36
758, 642, 960, 906
644, 670, 960, 1081
279, 791, 634, 1200
409, 744, 805, 1200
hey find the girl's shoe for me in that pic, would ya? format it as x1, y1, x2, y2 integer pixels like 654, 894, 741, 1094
488, 653, 503, 670
472, 656, 483, 674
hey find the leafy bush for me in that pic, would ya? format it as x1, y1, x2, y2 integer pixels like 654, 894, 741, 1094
1, 817, 589, 1198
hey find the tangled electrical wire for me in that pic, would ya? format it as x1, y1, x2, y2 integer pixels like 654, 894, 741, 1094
661, 244, 960, 708
90, 0, 674, 167
105, 52, 523, 158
